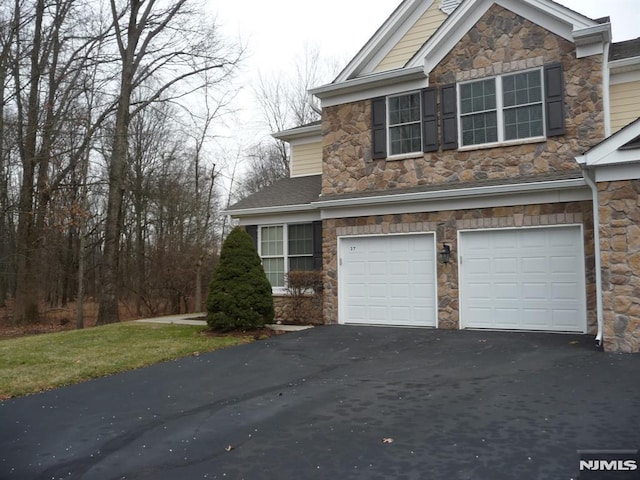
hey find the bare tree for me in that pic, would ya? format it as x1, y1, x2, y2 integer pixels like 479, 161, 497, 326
97, 0, 241, 324
8, 0, 114, 324
236, 142, 288, 200
242, 44, 338, 196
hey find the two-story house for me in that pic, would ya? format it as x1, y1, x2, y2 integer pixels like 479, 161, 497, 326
226, 0, 640, 352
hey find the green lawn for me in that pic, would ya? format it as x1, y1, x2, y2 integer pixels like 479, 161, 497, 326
0, 323, 253, 399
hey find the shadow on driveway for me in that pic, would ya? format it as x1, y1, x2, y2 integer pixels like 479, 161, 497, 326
1, 326, 639, 479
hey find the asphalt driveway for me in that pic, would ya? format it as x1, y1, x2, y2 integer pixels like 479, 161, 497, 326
1, 326, 639, 480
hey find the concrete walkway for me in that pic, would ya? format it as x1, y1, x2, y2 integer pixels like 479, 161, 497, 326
133, 313, 313, 332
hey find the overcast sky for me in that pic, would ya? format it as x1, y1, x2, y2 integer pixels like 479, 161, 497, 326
215, 0, 638, 78
211, 0, 639, 173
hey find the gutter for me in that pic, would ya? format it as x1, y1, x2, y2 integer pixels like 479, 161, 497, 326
223, 202, 318, 218
313, 177, 588, 209
581, 166, 604, 348
309, 66, 426, 99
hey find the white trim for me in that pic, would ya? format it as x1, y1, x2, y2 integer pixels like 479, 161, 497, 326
575, 120, 640, 167
234, 211, 321, 226
319, 186, 590, 220
458, 224, 588, 333
410, 0, 598, 74
273, 124, 322, 142
573, 23, 611, 58
593, 163, 640, 182
229, 179, 590, 222
457, 68, 546, 148
259, 223, 316, 292
225, 203, 319, 218
337, 232, 438, 327
609, 56, 640, 76
311, 67, 428, 108
335, 0, 436, 82
610, 69, 640, 85
387, 90, 424, 157
315, 178, 588, 210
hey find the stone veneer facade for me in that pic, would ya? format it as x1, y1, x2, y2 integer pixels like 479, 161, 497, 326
319, 6, 607, 340
321, 5, 604, 197
598, 180, 640, 352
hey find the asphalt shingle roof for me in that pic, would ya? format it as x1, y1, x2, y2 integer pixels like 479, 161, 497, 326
610, 37, 640, 61
227, 174, 322, 211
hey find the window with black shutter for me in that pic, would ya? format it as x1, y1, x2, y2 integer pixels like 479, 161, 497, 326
372, 88, 438, 159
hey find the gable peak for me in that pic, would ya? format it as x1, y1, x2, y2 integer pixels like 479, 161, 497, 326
440, 0, 462, 15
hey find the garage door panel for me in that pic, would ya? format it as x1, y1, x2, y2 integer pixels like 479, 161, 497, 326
461, 226, 586, 333
494, 308, 520, 327
495, 283, 519, 299
552, 282, 580, 300
525, 286, 550, 302
521, 256, 547, 274
551, 256, 579, 273
466, 257, 491, 274
340, 234, 436, 327
522, 308, 550, 328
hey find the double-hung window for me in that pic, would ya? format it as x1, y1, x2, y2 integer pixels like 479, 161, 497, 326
460, 69, 544, 147
388, 92, 422, 156
259, 224, 314, 288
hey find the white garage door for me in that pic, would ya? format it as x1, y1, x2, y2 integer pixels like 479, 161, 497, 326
460, 226, 586, 332
339, 234, 437, 327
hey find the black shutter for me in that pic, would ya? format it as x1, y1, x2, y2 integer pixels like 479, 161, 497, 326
544, 63, 565, 137
371, 97, 387, 159
312, 221, 322, 271
245, 225, 258, 249
441, 83, 458, 150
422, 87, 438, 152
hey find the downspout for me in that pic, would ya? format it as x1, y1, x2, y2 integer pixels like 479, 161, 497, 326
603, 40, 611, 137
581, 167, 604, 347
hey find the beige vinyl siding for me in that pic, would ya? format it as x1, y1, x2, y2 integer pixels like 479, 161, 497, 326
291, 141, 322, 177
610, 80, 640, 133
374, 2, 448, 73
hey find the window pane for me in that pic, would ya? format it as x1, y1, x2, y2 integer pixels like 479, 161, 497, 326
388, 93, 420, 126
390, 123, 421, 155
261, 226, 283, 256
460, 79, 496, 114
288, 224, 313, 255
263, 258, 284, 287
461, 112, 497, 146
504, 105, 543, 140
289, 256, 314, 272
503, 70, 542, 107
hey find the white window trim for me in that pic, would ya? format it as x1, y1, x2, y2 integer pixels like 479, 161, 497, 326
259, 225, 286, 291
258, 223, 314, 292
387, 90, 423, 158
458, 67, 546, 148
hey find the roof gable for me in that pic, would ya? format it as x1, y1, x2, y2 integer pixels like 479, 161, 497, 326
336, 0, 444, 82
408, 0, 604, 73
577, 118, 640, 168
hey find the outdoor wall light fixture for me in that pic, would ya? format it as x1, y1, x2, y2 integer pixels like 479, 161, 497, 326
440, 243, 451, 264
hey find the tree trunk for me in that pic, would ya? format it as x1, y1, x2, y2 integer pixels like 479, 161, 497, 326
97, 99, 129, 324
